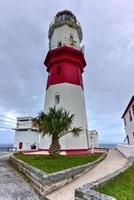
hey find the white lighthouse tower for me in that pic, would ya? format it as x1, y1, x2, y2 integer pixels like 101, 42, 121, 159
40, 10, 89, 150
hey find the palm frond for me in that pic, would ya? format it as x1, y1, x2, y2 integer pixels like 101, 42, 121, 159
59, 127, 83, 138
71, 127, 83, 137
32, 107, 82, 138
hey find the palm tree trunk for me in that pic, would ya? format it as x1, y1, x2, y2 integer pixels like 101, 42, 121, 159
49, 135, 61, 156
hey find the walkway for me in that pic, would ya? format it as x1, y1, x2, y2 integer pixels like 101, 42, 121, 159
0, 153, 43, 200
47, 149, 127, 200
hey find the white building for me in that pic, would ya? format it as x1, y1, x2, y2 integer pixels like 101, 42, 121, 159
122, 96, 134, 145
89, 130, 99, 148
14, 117, 39, 151
117, 96, 134, 157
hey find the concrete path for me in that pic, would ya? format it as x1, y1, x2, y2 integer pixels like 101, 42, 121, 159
47, 149, 127, 200
0, 153, 43, 200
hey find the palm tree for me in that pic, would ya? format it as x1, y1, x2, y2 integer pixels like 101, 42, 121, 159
32, 107, 82, 156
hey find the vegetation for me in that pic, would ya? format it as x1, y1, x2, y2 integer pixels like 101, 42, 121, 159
14, 153, 102, 173
32, 107, 82, 156
97, 163, 134, 200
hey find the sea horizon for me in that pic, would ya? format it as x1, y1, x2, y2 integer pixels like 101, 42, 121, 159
0, 142, 120, 152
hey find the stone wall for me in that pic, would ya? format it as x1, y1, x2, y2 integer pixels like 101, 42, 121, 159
75, 159, 133, 200
10, 153, 106, 197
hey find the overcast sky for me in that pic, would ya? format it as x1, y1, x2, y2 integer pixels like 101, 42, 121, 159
0, 0, 134, 144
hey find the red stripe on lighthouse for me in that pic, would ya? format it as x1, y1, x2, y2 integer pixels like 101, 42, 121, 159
44, 46, 86, 90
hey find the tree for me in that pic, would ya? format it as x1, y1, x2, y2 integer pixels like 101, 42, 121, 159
32, 107, 82, 156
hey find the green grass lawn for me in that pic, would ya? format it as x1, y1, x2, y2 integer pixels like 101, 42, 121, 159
97, 162, 134, 200
14, 153, 102, 173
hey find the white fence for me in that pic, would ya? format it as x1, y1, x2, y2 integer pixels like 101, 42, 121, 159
117, 144, 134, 158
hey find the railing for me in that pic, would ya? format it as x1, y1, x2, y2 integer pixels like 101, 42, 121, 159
49, 43, 84, 52
49, 17, 82, 30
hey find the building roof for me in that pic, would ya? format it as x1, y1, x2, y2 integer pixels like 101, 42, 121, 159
121, 96, 134, 118
55, 10, 77, 22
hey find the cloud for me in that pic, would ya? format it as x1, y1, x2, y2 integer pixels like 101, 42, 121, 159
0, 0, 134, 143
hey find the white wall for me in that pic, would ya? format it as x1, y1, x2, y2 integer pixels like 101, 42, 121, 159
117, 144, 134, 158
14, 130, 39, 150
50, 25, 80, 50
17, 120, 32, 129
42, 83, 89, 149
123, 99, 134, 145
39, 135, 51, 149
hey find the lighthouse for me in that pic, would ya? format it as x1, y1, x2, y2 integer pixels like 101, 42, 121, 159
40, 10, 89, 150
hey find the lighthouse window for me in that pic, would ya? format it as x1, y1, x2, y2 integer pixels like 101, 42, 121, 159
57, 66, 61, 75
59, 14, 64, 21
70, 34, 73, 40
58, 41, 62, 47
66, 14, 72, 21
55, 93, 60, 105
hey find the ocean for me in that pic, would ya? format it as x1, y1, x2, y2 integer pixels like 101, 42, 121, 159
99, 143, 117, 148
0, 143, 117, 152
0, 144, 13, 152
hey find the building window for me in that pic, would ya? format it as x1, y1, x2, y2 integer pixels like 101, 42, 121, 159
129, 110, 132, 121
18, 119, 29, 121
124, 117, 126, 126
127, 135, 130, 144
17, 129, 28, 131
55, 93, 60, 105
57, 66, 61, 75
132, 104, 134, 116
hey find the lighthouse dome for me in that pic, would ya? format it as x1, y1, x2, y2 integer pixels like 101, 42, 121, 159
48, 10, 83, 50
